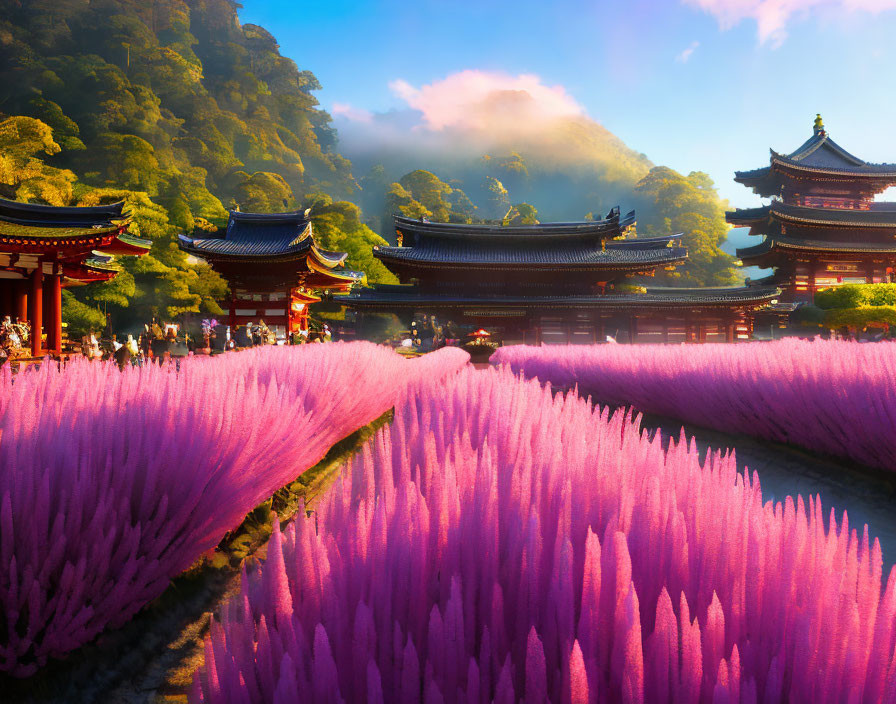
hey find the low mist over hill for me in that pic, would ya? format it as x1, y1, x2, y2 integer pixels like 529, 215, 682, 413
336, 70, 739, 286
335, 70, 653, 224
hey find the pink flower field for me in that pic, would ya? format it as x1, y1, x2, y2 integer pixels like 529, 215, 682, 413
492, 339, 896, 472
0, 343, 468, 676
191, 365, 896, 703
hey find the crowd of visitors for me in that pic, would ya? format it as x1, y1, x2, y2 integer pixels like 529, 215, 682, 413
0, 316, 30, 363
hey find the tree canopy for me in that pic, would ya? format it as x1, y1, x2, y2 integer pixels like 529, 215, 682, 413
633, 167, 740, 287
813, 283, 896, 333
0, 0, 391, 333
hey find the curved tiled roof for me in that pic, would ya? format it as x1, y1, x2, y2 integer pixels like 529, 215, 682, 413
374, 240, 687, 269
394, 208, 635, 240
727, 202, 896, 228
738, 236, 896, 259
180, 234, 314, 258
179, 209, 315, 259
734, 126, 896, 191
0, 197, 125, 227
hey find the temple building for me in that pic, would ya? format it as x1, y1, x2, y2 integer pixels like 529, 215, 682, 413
343, 209, 778, 343
729, 115, 896, 308
178, 209, 360, 339
0, 197, 150, 356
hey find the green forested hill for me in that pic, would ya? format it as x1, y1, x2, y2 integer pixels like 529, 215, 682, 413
0, 0, 739, 335
346, 112, 740, 287
0, 0, 395, 332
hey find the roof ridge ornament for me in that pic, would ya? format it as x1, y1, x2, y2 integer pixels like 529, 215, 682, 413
813, 113, 825, 136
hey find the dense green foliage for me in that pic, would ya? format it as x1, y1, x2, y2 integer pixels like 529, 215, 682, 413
0, 0, 386, 333
633, 167, 739, 286
814, 283, 896, 332
815, 283, 896, 309
366, 160, 738, 285
304, 194, 397, 285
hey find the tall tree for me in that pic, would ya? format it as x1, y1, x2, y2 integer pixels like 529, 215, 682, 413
634, 167, 739, 287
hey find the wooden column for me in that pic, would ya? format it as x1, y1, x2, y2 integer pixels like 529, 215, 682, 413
48, 272, 62, 354
228, 292, 237, 332
15, 279, 28, 323
808, 264, 816, 298
726, 320, 735, 343
30, 265, 43, 357
629, 316, 638, 344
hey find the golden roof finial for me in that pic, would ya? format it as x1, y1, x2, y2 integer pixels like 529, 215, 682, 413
813, 113, 824, 134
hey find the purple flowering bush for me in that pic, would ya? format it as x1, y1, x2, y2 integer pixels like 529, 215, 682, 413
191, 365, 895, 703
0, 343, 468, 676
492, 339, 896, 471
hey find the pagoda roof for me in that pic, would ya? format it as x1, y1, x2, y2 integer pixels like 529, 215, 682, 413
374, 237, 686, 270
179, 209, 322, 258
738, 236, 896, 261
394, 207, 635, 242
734, 118, 896, 194
727, 201, 896, 229
341, 284, 780, 310
179, 209, 349, 268
0, 197, 150, 258
0, 197, 125, 227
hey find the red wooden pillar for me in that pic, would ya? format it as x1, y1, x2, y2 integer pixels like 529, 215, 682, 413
48, 271, 62, 354
15, 279, 28, 323
30, 265, 43, 357
228, 292, 237, 332
726, 320, 735, 343
629, 316, 638, 344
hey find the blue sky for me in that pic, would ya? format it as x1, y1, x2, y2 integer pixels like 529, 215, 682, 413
238, 0, 896, 212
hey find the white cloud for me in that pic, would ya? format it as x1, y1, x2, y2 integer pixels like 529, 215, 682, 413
331, 102, 373, 123
385, 70, 585, 132
676, 41, 700, 62
685, 0, 896, 44
330, 70, 621, 173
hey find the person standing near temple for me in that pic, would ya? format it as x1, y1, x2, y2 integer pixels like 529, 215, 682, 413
113, 338, 131, 370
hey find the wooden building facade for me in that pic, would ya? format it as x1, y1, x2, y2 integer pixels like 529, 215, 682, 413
343, 209, 778, 344
0, 198, 150, 356
729, 115, 896, 305
178, 210, 360, 339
